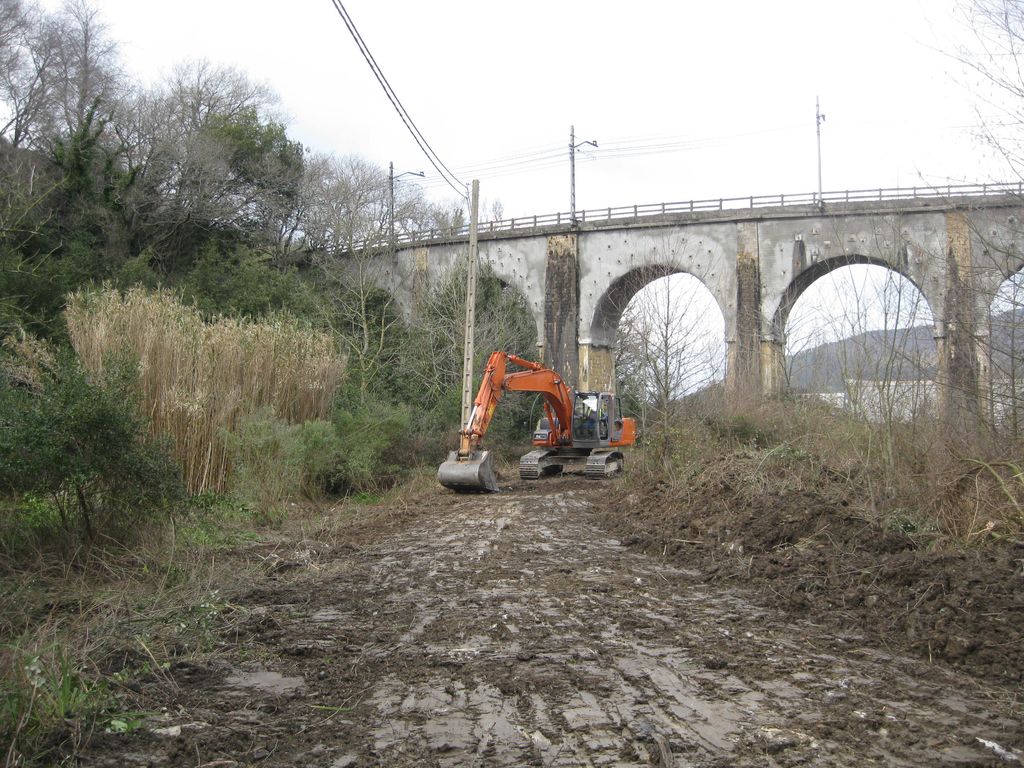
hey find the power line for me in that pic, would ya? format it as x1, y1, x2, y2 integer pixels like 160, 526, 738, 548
328, 0, 466, 198
415, 127, 808, 190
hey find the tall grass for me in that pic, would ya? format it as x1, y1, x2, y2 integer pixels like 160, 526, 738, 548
66, 286, 345, 494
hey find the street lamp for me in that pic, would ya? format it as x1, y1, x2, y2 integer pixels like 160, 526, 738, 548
570, 125, 597, 226
389, 161, 425, 243
815, 97, 825, 210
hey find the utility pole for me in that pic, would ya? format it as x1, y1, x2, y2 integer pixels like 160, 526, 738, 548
460, 179, 481, 428
570, 125, 597, 225
816, 97, 825, 209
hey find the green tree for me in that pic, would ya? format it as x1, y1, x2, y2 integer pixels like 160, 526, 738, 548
180, 242, 321, 320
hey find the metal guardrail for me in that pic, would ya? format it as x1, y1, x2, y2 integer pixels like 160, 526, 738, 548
384, 181, 1024, 248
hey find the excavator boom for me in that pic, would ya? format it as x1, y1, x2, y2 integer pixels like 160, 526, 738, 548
438, 352, 575, 492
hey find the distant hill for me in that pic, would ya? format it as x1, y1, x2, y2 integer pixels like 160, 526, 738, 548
788, 308, 1024, 393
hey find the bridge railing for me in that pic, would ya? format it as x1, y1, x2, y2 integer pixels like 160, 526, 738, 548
386, 181, 1024, 247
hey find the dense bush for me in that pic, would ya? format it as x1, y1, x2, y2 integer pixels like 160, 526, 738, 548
223, 397, 420, 516
330, 394, 417, 493
0, 344, 183, 547
223, 408, 344, 521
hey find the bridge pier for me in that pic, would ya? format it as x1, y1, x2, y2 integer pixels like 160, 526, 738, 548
726, 222, 764, 402
579, 342, 615, 393
543, 234, 580, 388
976, 327, 993, 428
938, 213, 982, 437
760, 337, 786, 399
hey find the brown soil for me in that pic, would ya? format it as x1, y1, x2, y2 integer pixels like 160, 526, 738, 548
589, 456, 1024, 689
78, 476, 1021, 767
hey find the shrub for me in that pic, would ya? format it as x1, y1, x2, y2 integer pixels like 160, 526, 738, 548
293, 419, 347, 497
181, 242, 321, 321
331, 394, 416, 494
223, 408, 347, 521
0, 341, 182, 548
223, 408, 303, 523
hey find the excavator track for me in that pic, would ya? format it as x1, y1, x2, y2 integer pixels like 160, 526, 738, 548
584, 451, 624, 479
521, 449, 624, 480
519, 449, 553, 480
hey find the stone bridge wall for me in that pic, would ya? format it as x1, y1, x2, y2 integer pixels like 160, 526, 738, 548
374, 196, 1024, 427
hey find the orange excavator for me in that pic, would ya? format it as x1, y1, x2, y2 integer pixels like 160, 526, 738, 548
437, 351, 637, 492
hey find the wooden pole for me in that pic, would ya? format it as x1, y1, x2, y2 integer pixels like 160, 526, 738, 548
460, 180, 481, 427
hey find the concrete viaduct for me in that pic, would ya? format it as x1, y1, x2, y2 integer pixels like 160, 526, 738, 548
369, 185, 1024, 425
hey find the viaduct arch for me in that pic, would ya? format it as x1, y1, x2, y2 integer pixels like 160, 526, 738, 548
376, 193, 1024, 428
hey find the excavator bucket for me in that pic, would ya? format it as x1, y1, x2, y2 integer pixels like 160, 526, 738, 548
437, 449, 499, 493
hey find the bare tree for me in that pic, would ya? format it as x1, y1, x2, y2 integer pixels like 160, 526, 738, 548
421, 199, 467, 237
0, 1, 58, 148
298, 153, 396, 398
0, 0, 123, 148
0, 0, 26, 71
112, 61, 301, 266
616, 273, 726, 461
788, 266, 934, 408
482, 197, 503, 224
989, 269, 1024, 434
47, 0, 122, 138
785, 262, 936, 477
301, 153, 386, 256
957, 0, 1024, 181
320, 249, 406, 401
404, 261, 536, 404
165, 59, 277, 135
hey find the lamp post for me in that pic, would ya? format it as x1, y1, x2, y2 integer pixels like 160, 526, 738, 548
815, 97, 825, 209
388, 161, 424, 243
569, 125, 597, 226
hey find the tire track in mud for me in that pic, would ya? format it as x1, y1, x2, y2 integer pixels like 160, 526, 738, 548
298, 488, 1019, 766
84, 485, 1022, 766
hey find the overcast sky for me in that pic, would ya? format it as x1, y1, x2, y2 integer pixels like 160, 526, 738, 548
52, 0, 1007, 220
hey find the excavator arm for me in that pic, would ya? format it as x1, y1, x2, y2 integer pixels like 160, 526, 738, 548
458, 351, 575, 456
439, 351, 575, 492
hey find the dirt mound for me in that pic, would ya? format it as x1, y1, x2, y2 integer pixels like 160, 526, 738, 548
589, 452, 1024, 688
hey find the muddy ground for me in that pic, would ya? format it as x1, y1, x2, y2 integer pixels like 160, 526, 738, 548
80, 477, 1022, 767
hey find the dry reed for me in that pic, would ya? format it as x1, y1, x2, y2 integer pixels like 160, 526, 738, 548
66, 286, 345, 494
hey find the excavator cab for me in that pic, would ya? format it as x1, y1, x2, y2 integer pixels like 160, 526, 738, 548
572, 392, 622, 446
572, 393, 601, 442
532, 416, 553, 445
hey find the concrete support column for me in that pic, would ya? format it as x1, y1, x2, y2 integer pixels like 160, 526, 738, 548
579, 343, 615, 393
543, 234, 580, 388
939, 213, 981, 436
760, 337, 786, 399
726, 221, 763, 403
